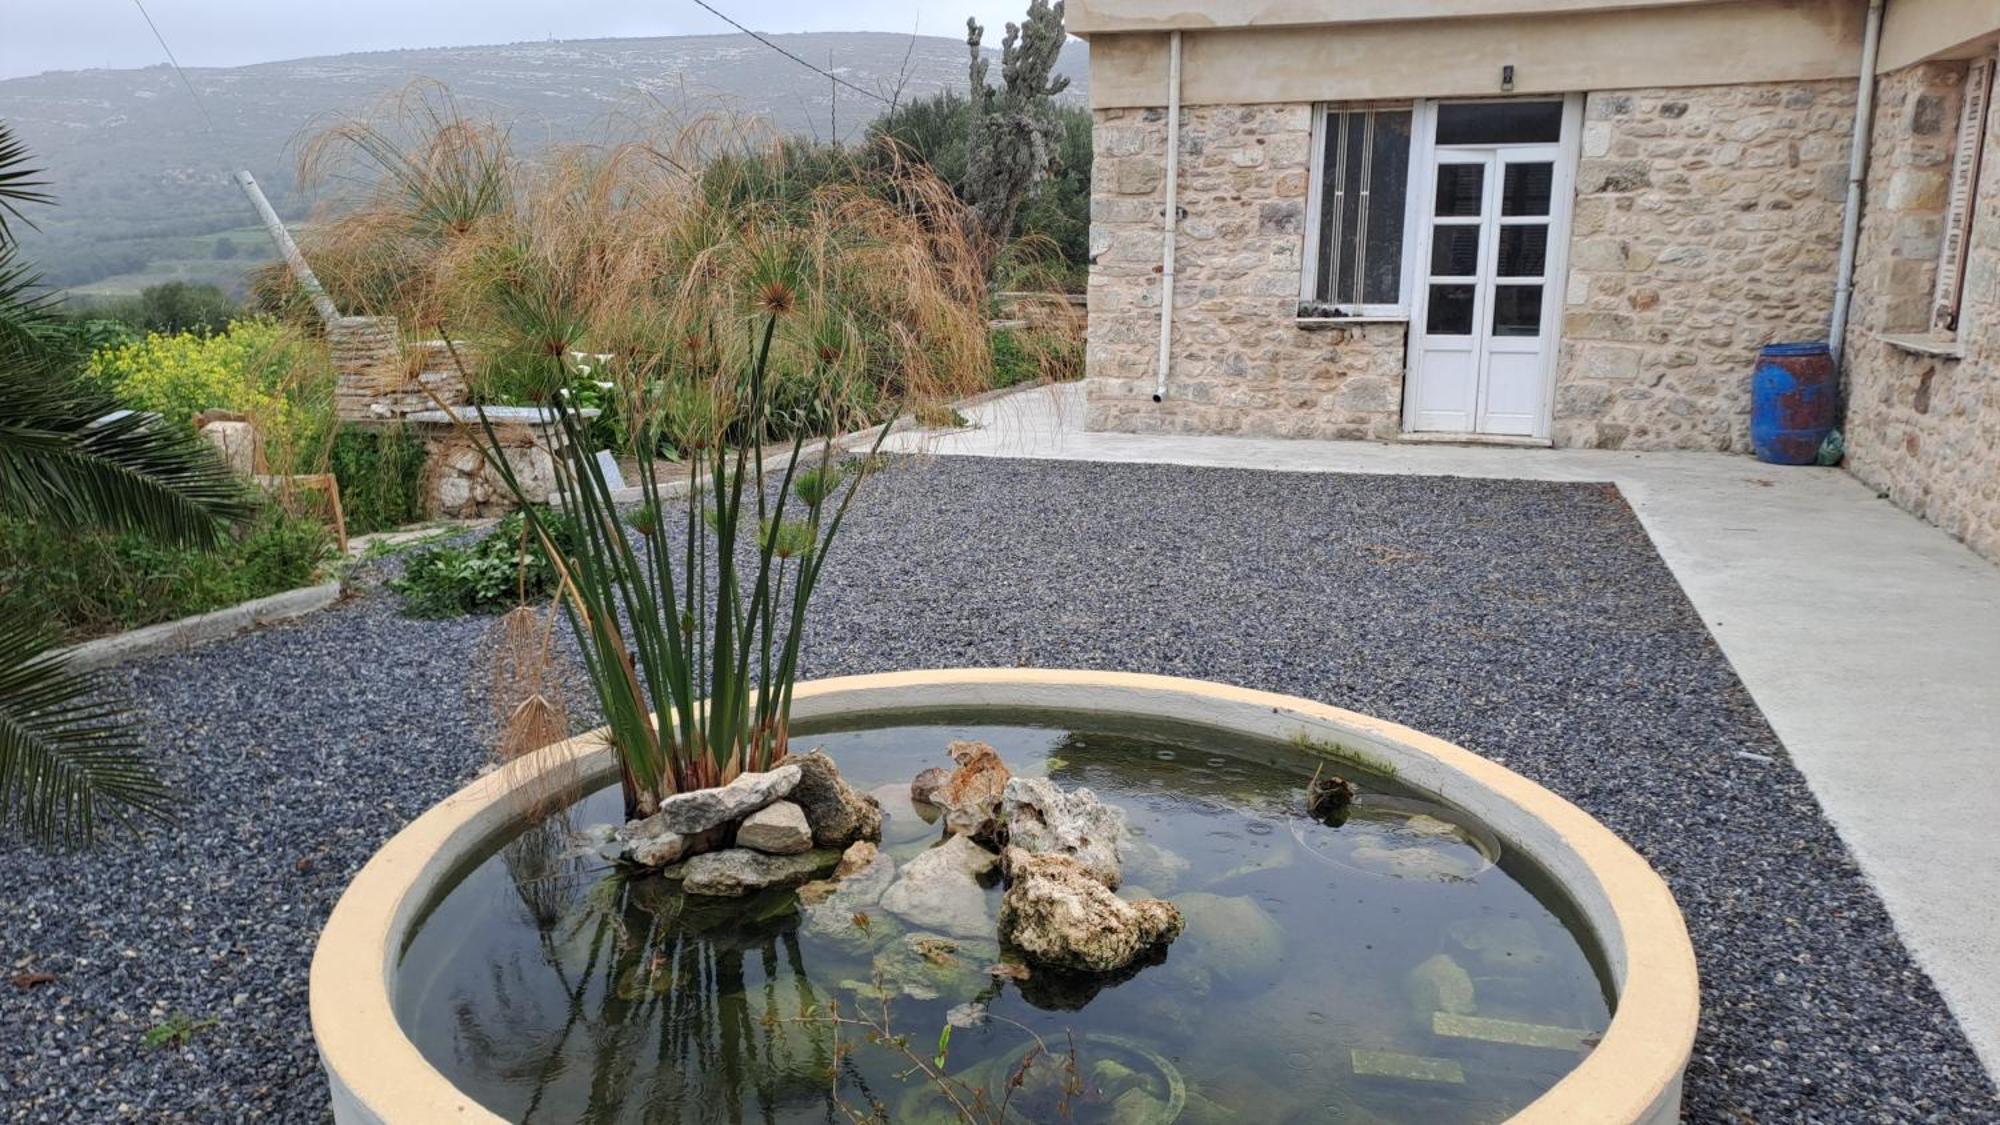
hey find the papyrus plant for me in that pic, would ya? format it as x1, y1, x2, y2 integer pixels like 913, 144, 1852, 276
301, 91, 988, 817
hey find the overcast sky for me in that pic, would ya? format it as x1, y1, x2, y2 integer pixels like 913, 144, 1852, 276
0, 0, 1042, 80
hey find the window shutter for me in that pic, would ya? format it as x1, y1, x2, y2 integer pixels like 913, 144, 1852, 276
1933, 55, 1993, 333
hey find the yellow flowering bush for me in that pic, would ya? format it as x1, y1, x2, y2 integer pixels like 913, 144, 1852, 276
90, 321, 336, 475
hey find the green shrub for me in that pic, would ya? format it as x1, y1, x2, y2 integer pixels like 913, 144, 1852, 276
89, 319, 336, 475
328, 424, 429, 534
388, 509, 577, 619
0, 505, 333, 643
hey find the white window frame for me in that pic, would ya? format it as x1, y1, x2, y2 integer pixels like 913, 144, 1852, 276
1299, 100, 1432, 321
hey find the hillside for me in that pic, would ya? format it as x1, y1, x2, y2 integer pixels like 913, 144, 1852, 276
0, 32, 1088, 295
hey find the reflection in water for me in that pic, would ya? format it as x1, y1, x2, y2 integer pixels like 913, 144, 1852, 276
401, 717, 1613, 1123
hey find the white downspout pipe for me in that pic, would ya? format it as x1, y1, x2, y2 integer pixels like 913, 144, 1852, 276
1153, 30, 1183, 403
1829, 0, 1885, 366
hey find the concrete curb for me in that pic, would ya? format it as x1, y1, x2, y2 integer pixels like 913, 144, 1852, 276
59, 580, 346, 673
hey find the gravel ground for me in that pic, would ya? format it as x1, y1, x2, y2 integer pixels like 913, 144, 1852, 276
4, 455, 1994, 1123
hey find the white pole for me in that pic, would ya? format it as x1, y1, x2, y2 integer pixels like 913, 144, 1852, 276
234, 170, 340, 328
1829, 0, 1885, 366
1153, 30, 1183, 403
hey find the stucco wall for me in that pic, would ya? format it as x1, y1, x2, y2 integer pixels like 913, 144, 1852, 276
1843, 60, 2000, 563
1555, 80, 1856, 451
1082, 1, 1864, 110
1084, 104, 1407, 439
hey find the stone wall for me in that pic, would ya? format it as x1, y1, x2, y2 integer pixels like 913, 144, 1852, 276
1084, 104, 1407, 439
1843, 60, 2000, 564
416, 422, 562, 520
1555, 80, 1856, 451
329, 316, 468, 422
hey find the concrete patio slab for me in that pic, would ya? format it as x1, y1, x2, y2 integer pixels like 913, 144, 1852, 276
887, 382, 2000, 1076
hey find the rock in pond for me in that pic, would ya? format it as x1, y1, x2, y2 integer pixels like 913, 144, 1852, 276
801, 844, 900, 950
936, 740, 1011, 840
1001, 776, 1127, 888
999, 849, 1182, 973
670, 846, 840, 897
870, 783, 942, 846
654, 764, 801, 835
910, 766, 951, 806
1405, 952, 1477, 1018
737, 800, 813, 855
848, 932, 994, 1002
1173, 892, 1284, 982
779, 749, 883, 848
879, 834, 1001, 938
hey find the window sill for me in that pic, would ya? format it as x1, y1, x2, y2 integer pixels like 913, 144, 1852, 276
1296, 316, 1409, 331
1876, 331, 1964, 359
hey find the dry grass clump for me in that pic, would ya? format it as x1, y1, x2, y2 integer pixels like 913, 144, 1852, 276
285, 83, 994, 444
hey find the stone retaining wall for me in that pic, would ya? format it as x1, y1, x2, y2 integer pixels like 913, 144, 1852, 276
329, 316, 468, 422
1843, 60, 2000, 564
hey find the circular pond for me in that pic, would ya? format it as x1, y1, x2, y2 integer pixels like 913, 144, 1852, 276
313, 671, 1697, 1124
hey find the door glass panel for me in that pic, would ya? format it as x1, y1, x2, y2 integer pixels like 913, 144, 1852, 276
1436, 101, 1564, 145
1429, 225, 1481, 276
1497, 226, 1548, 277
1427, 284, 1476, 335
1501, 163, 1555, 216
1491, 285, 1544, 337
1434, 164, 1484, 217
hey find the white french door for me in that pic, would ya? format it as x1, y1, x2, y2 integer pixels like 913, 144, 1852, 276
1405, 99, 1578, 438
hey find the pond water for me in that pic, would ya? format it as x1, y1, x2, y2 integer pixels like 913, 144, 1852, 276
396, 711, 1613, 1123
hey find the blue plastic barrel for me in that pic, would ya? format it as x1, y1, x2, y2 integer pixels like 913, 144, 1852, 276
1750, 341, 1837, 465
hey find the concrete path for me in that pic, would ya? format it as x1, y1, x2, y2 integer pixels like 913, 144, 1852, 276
888, 382, 2000, 1076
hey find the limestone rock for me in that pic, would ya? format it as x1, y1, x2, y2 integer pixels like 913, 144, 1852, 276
654, 764, 800, 835
1121, 837, 1190, 892
849, 933, 993, 1002
936, 740, 1011, 839
604, 815, 721, 869
827, 840, 874, 878
1405, 953, 1477, 1018
773, 749, 881, 849
999, 849, 1182, 973
1000, 776, 1127, 888
910, 766, 951, 806
870, 783, 942, 846
1174, 892, 1284, 982
802, 846, 900, 950
672, 846, 839, 897
879, 834, 1001, 938
737, 800, 813, 855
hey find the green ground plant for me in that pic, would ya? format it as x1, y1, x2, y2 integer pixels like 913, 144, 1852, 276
327, 423, 428, 534
0, 506, 331, 641
388, 509, 576, 619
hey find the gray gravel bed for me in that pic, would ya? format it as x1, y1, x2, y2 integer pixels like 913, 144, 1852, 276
2, 455, 1993, 1122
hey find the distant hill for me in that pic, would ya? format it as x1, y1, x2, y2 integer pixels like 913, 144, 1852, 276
0, 32, 1089, 297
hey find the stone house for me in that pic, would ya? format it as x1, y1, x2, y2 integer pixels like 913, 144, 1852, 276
1071, 0, 2000, 562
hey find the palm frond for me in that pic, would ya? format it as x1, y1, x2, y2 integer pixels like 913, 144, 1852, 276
0, 617, 173, 846
0, 337, 258, 548
0, 122, 53, 247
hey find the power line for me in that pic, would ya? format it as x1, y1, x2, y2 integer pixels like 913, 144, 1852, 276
130, 0, 214, 132
688, 0, 892, 106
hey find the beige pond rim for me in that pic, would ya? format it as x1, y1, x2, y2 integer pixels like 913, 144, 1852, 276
310, 668, 1700, 1124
